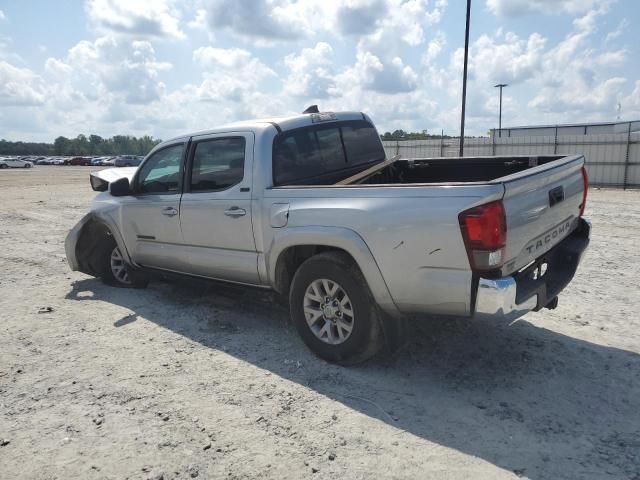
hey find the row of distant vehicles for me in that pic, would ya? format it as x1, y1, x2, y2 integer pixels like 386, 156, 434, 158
0, 155, 144, 169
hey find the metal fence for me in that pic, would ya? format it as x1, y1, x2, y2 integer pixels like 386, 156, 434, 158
382, 131, 640, 188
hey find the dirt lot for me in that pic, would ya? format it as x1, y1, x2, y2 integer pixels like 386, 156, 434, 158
1, 166, 639, 480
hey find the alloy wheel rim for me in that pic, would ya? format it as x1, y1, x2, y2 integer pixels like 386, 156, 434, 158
110, 246, 131, 285
303, 278, 354, 345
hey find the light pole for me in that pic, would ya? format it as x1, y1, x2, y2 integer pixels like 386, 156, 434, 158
459, 0, 472, 156
494, 83, 508, 137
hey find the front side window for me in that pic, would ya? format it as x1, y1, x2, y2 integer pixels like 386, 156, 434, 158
190, 137, 245, 192
137, 144, 184, 194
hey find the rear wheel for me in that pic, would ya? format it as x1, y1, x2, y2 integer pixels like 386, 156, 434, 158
100, 237, 149, 288
289, 252, 382, 364
0, 164, 7, 169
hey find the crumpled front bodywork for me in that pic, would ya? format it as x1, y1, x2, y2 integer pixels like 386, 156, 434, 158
65, 192, 131, 276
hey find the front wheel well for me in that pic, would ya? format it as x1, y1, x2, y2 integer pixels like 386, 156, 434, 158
273, 245, 359, 298
75, 218, 114, 276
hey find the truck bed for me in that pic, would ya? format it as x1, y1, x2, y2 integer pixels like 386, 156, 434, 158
270, 154, 586, 314
353, 155, 566, 185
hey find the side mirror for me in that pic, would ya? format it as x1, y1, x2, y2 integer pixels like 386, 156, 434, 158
110, 177, 131, 196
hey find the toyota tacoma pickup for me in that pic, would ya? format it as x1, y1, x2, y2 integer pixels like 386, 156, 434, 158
65, 111, 590, 363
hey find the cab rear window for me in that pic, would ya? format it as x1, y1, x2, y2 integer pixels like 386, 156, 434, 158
273, 120, 385, 186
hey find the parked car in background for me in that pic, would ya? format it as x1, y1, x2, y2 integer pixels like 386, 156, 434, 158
114, 155, 143, 167
66, 156, 92, 166
0, 158, 34, 169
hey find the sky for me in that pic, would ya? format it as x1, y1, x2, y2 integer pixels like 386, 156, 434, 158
0, 0, 639, 142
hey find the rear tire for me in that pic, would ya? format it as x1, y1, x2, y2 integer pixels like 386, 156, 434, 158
99, 236, 149, 288
289, 251, 382, 365
0, 164, 7, 169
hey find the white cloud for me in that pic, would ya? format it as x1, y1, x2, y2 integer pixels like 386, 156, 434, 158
204, 0, 309, 42
486, 0, 609, 17
424, 31, 446, 65
593, 50, 626, 67
469, 31, 546, 84
352, 52, 418, 93
0, 10, 6, 21
188, 8, 208, 30
0, 61, 46, 106
621, 81, 640, 118
529, 77, 626, 115
192, 46, 276, 110
283, 42, 335, 98
44, 57, 73, 78
199, 0, 446, 47
64, 36, 171, 104
0, 0, 636, 143
605, 19, 629, 43
86, 0, 184, 39
335, 0, 388, 36
192, 46, 274, 81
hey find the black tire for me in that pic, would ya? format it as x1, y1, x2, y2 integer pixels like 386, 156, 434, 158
289, 251, 382, 365
0, 164, 7, 169
24, 164, 31, 168
99, 236, 149, 289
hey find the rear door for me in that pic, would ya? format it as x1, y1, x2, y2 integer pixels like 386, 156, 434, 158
178, 132, 259, 284
501, 156, 585, 275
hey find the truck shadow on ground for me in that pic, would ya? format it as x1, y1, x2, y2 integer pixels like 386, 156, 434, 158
66, 277, 640, 480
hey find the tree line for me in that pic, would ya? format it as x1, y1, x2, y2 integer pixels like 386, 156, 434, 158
0, 134, 162, 156
380, 130, 454, 140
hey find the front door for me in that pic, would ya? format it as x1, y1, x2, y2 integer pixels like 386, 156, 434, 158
179, 132, 259, 284
120, 142, 188, 272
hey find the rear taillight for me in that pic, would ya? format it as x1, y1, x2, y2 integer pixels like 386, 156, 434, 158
459, 200, 507, 271
580, 166, 588, 216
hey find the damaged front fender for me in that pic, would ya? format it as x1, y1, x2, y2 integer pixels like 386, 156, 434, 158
65, 211, 132, 276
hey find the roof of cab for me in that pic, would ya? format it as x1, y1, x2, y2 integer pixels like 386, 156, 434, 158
162, 111, 370, 144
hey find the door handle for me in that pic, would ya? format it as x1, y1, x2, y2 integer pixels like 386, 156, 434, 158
224, 207, 247, 217
162, 207, 178, 217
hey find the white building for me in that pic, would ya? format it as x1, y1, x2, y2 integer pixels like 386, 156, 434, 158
490, 120, 640, 138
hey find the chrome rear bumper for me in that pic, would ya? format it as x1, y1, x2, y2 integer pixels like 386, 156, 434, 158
473, 217, 590, 321
474, 277, 537, 321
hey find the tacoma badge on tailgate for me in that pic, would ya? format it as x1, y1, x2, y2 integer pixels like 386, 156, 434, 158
525, 217, 575, 255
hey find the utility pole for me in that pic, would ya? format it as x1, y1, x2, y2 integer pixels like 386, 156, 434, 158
494, 83, 508, 137
459, 0, 471, 156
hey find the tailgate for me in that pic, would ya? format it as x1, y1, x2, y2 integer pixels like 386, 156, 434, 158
500, 155, 585, 276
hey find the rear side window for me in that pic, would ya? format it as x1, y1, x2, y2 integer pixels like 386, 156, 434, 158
273, 120, 384, 185
273, 127, 345, 185
341, 123, 386, 166
190, 137, 245, 192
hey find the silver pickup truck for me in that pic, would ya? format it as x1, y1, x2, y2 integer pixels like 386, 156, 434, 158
66, 111, 590, 363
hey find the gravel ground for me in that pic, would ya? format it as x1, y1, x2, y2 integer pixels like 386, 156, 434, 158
1, 166, 639, 480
